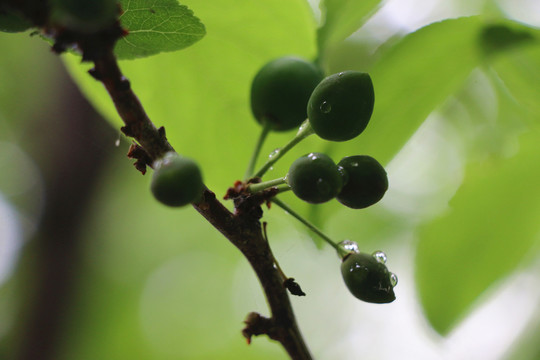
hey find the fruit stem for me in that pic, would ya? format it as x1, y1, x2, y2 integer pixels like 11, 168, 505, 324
253, 120, 314, 179
275, 184, 292, 193
244, 121, 271, 181
248, 177, 287, 193
271, 197, 340, 253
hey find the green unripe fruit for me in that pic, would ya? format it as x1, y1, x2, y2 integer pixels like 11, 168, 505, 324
307, 71, 374, 141
287, 152, 342, 204
251, 56, 323, 131
341, 252, 395, 304
0, 10, 32, 33
336, 155, 388, 209
151, 152, 204, 207
51, 0, 118, 33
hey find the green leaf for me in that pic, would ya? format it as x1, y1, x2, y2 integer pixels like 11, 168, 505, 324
64, 0, 316, 194
329, 17, 540, 165
115, 0, 206, 59
308, 17, 539, 227
317, 0, 382, 52
492, 44, 540, 122
415, 130, 540, 335
479, 23, 535, 58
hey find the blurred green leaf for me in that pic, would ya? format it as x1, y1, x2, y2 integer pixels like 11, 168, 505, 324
337, 17, 539, 165
317, 0, 382, 52
309, 17, 539, 226
55, 153, 288, 360
415, 130, 540, 334
479, 23, 535, 58
0, 33, 61, 129
492, 44, 540, 122
115, 0, 206, 59
64, 0, 316, 194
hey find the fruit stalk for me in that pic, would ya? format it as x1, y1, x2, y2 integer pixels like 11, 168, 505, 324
253, 119, 314, 179
271, 197, 340, 253
248, 177, 288, 193
244, 121, 271, 180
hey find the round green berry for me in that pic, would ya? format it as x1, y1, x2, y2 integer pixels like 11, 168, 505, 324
0, 10, 32, 33
341, 252, 395, 304
251, 56, 323, 132
51, 0, 118, 33
307, 71, 374, 141
287, 153, 342, 204
336, 155, 388, 209
151, 152, 204, 207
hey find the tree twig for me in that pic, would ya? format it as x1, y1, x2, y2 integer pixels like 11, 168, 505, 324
5, 2, 314, 356
92, 48, 313, 360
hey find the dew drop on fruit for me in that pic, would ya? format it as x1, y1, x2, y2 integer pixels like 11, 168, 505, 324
372, 250, 387, 264
338, 239, 359, 254
337, 166, 349, 185
390, 272, 398, 287
319, 101, 332, 114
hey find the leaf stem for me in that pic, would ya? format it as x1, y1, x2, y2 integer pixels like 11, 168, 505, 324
271, 197, 341, 254
253, 120, 314, 179
245, 121, 271, 181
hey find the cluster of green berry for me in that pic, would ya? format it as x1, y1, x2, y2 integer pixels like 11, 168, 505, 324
247, 57, 387, 207
247, 56, 396, 304
149, 55, 397, 304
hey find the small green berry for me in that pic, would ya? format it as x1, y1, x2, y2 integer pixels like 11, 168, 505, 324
287, 152, 342, 204
151, 152, 204, 207
307, 71, 374, 141
0, 10, 32, 33
51, 0, 118, 33
341, 252, 396, 304
251, 56, 323, 132
337, 155, 388, 209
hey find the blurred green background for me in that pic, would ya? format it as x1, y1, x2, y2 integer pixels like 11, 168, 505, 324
1, 0, 539, 359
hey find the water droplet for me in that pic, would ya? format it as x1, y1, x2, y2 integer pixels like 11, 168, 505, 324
298, 120, 309, 133
338, 240, 359, 254
372, 250, 387, 264
337, 166, 349, 185
115, 131, 121, 147
269, 166, 274, 171
319, 101, 332, 114
268, 148, 280, 159
390, 272, 398, 287
338, 72, 345, 77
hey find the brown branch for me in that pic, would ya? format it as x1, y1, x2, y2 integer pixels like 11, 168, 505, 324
4, 4, 313, 359
92, 51, 174, 162
91, 50, 313, 359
